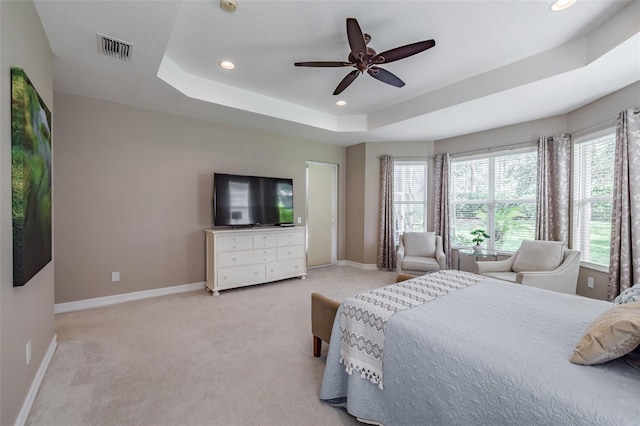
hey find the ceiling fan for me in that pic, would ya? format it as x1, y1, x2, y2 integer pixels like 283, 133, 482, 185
294, 18, 436, 96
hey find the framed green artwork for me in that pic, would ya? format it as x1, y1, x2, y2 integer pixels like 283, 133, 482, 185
11, 67, 52, 286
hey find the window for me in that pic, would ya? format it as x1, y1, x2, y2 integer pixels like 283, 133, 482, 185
451, 149, 537, 251
393, 161, 428, 244
573, 131, 615, 267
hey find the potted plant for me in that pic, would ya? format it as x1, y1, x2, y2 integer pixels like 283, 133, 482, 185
470, 229, 490, 252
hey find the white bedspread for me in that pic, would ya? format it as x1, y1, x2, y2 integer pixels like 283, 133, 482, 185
339, 270, 483, 389
321, 277, 640, 425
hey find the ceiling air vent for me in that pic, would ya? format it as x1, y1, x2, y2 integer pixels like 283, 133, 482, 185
97, 33, 133, 61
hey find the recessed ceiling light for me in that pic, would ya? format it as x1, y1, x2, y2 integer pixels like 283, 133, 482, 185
550, 0, 576, 12
219, 60, 235, 70
336, 100, 347, 106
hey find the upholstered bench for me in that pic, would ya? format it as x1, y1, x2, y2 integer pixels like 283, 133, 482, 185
311, 273, 416, 357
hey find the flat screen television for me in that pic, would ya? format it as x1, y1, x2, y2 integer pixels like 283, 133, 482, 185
213, 173, 294, 227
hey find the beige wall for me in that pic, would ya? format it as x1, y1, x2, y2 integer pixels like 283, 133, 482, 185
567, 80, 640, 134
434, 115, 567, 156
345, 143, 366, 264
51, 72, 640, 306
1, 2, 56, 425
345, 141, 434, 266
53, 92, 346, 303
435, 81, 640, 300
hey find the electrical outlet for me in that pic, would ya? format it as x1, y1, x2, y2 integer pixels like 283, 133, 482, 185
587, 277, 594, 289
297, 217, 302, 224
26, 340, 31, 365
111, 271, 120, 282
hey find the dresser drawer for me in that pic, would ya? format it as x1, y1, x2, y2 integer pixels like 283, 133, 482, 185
277, 231, 304, 247
253, 234, 277, 249
253, 248, 277, 263
217, 235, 253, 252
266, 259, 306, 280
218, 250, 253, 268
218, 264, 265, 288
277, 245, 304, 260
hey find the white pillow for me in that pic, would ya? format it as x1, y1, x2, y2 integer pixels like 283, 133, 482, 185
512, 240, 564, 272
403, 232, 436, 257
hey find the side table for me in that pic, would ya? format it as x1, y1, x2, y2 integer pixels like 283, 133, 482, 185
457, 248, 499, 270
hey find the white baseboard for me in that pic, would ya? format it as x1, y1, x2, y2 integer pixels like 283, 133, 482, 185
15, 334, 57, 426
337, 260, 378, 270
54, 282, 205, 314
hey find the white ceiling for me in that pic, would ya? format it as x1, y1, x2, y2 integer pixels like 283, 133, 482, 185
34, 0, 640, 146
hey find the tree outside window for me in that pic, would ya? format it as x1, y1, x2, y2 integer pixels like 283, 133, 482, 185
450, 149, 537, 251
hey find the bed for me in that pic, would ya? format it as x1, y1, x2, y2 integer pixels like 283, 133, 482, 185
319, 270, 640, 425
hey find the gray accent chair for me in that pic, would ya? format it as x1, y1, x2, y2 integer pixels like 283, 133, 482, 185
396, 232, 446, 276
474, 240, 581, 295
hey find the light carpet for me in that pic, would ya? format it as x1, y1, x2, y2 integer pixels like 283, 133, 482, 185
26, 266, 395, 426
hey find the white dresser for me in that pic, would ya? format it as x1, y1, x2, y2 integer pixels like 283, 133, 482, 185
204, 227, 307, 295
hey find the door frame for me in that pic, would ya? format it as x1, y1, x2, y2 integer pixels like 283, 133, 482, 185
306, 160, 338, 267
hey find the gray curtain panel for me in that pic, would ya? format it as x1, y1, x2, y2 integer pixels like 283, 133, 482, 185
536, 133, 571, 244
377, 155, 395, 270
434, 153, 451, 269
608, 109, 640, 301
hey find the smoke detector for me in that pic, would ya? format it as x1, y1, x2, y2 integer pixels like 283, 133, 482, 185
220, 0, 238, 12
97, 33, 133, 61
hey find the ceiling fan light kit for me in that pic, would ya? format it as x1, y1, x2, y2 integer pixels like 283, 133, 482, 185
295, 17, 435, 95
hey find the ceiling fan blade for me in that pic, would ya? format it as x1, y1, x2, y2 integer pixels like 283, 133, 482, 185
367, 66, 405, 88
371, 39, 436, 64
346, 18, 367, 62
294, 61, 353, 67
333, 70, 360, 95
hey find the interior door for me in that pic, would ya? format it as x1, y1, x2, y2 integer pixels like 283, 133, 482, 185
306, 161, 337, 268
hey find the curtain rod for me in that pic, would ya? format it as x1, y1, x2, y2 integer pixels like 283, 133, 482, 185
570, 116, 617, 139
442, 112, 631, 158
448, 140, 536, 158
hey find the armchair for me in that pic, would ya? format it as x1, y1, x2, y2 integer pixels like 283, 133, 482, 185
396, 232, 446, 276
474, 240, 580, 295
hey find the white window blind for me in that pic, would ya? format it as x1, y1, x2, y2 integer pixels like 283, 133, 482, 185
451, 149, 537, 251
573, 132, 615, 267
393, 161, 427, 244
